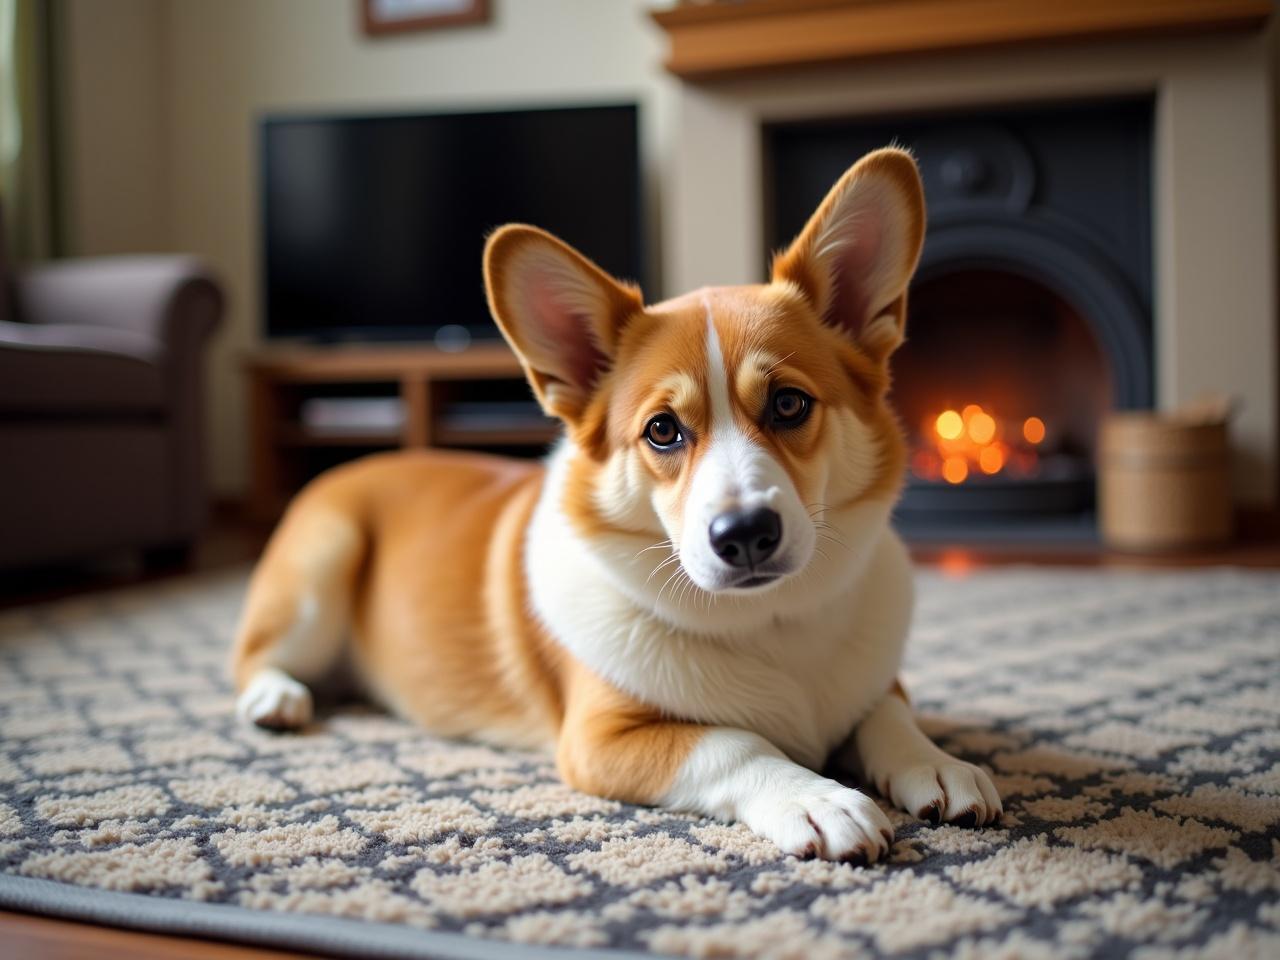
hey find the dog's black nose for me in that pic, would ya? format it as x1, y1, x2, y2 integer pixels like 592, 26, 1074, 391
709, 507, 782, 568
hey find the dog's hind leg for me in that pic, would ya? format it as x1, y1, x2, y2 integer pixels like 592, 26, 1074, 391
230, 505, 364, 730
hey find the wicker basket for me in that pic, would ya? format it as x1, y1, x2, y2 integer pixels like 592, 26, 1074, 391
1098, 410, 1233, 551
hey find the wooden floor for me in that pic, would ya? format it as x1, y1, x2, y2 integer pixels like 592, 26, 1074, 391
0, 911, 322, 960
909, 537, 1280, 571
3, 510, 1278, 958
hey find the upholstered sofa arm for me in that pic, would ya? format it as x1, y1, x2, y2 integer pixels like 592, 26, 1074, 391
12, 256, 225, 542
13, 256, 223, 368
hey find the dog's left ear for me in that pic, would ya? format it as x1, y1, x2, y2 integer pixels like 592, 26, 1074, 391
772, 148, 925, 364
484, 225, 644, 422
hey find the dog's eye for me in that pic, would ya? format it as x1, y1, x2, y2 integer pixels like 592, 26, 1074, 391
645, 414, 683, 450
771, 388, 811, 426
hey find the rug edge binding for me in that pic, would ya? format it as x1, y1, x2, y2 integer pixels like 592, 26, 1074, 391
0, 875, 648, 960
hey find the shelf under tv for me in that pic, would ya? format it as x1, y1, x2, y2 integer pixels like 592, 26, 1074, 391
244, 343, 559, 521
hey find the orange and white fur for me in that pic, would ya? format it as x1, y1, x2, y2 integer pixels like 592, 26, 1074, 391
231, 148, 1001, 862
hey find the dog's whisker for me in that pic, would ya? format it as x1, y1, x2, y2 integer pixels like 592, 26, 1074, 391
656, 567, 684, 606
647, 550, 681, 572
817, 541, 851, 559
810, 517, 852, 548
633, 540, 674, 560
646, 552, 683, 586
635, 547, 671, 562
816, 530, 853, 552
683, 574, 699, 608
688, 576, 706, 612
672, 571, 693, 611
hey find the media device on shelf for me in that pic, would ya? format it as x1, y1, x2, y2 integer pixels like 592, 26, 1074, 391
261, 103, 643, 347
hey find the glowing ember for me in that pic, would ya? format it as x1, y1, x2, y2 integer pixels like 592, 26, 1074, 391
914, 402, 1049, 484
942, 456, 969, 484
935, 410, 964, 441
1023, 417, 1046, 444
967, 411, 996, 445
979, 445, 1005, 475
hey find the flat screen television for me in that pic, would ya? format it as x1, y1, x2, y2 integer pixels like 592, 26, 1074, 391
261, 104, 642, 344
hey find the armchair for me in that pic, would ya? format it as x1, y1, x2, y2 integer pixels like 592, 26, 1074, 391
0, 250, 224, 570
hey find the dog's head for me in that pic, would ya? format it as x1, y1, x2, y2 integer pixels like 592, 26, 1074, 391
485, 148, 925, 620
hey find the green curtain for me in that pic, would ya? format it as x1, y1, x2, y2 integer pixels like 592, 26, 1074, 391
0, 0, 55, 262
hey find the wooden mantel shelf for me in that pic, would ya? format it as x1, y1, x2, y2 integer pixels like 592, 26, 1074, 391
650, 0, 1272, 80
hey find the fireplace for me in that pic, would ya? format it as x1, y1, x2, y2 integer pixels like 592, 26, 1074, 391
765, 98, 1154, 539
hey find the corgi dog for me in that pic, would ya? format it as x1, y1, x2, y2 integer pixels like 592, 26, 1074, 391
231, 148, 1001, 863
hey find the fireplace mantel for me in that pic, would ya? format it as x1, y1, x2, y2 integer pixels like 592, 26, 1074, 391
651, 0, 1271, 80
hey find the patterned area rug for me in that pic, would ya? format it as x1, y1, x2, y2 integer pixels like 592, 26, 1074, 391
1, 566, 1279, 959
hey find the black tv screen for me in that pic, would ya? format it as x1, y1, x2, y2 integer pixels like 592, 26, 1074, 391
261, 104, 642, 343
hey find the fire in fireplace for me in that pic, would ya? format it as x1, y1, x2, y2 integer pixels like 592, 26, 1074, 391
890, 267, 1110, 526
913, 404, 1045, 487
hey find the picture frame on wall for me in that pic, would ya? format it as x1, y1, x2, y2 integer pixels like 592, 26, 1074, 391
360, 0, 489, 36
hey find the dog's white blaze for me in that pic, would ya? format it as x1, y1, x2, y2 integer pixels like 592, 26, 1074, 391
692, 305, 775, 515
678, 300, 815, 591
702, 298, 734, 432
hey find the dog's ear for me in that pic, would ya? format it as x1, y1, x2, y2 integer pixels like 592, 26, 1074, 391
771, 148, 925, 364
485, 225, 643, 422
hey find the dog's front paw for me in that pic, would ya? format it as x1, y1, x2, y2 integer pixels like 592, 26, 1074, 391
237, 668, 313, 730
881, 760, 1002, 827
743, 780, 893, 862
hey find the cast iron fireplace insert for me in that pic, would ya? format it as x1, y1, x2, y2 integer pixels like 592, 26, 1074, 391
765, 97, 1154, 542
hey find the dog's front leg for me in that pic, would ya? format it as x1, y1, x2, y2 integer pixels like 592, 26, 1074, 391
557, 669, 893, 862
843, 684, 1002, 827
661, 728, 895, 862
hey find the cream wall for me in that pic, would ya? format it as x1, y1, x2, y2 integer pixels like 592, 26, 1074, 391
58, 0, 170, 254
62, 0, 675, 496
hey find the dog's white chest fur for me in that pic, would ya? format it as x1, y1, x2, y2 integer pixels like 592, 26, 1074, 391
526, 445, 914, 769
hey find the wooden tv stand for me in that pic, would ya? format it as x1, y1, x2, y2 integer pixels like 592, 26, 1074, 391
244, 343, 557, 521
